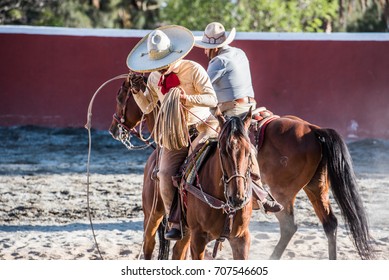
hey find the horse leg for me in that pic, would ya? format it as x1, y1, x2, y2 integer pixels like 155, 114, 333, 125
270, 200, 298, 259
228, 230, 251, 260
190, 230, 208, 260
172, 231, 191, 260
304, 163, 338, 260
143, 212, 164, 260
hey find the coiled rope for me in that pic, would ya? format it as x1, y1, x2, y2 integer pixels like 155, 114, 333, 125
154, 88, 189, 150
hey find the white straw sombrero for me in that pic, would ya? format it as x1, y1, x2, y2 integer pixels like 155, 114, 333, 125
194, 22, 236, 49
127, 25, 194, 73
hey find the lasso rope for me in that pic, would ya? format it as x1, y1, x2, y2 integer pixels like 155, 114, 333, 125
154, 88, 189, 150
85, 73, 128, 260
85, 73, 164, 260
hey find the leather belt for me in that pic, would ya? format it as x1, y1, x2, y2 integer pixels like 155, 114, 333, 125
233, 96, 256, 104
218, 97, 256, 113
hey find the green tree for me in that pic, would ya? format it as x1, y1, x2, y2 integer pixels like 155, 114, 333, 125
0, 0, 164, 29
161, 0, 339, 32
336, 0, 388, 32
160, 0, 237, 30
1, 0, 387, 32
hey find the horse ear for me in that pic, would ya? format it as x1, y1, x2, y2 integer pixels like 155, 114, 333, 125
215, 106, 226, 127
243, 106, 253, 130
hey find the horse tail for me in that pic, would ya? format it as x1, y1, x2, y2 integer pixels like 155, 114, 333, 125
316, 128, 374, 259
157, 216, 170, 260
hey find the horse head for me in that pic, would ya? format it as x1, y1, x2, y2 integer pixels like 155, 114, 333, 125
109, 83, 144, 139
216, 107, 253, 209
109, 76, 157, 150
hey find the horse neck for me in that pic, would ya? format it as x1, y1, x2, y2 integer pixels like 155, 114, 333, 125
198, 148, 224, 199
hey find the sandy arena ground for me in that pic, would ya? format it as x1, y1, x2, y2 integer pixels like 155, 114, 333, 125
0, 126, 388, 260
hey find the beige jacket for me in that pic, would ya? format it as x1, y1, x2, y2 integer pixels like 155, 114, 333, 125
133, 59, 217, 126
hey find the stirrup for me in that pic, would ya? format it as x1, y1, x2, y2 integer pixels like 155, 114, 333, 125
164, 222, 183, 241
164, 228, 182, 240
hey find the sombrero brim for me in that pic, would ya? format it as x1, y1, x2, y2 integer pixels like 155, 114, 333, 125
127, 25, 194, 73
194, 28, 236, 49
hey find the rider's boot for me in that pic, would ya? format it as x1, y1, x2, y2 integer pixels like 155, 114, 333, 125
252, 181, 284, 213
164, 223, 183, 240
164, 185, 183, 240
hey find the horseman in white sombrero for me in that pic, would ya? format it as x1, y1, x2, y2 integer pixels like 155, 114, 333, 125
194, 22, 283, 214
126, 25, 218, 240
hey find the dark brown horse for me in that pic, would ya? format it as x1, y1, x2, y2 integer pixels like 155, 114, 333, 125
110, 82, 374, 260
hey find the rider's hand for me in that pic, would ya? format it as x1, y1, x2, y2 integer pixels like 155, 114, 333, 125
128, 73, 145, 94
179, 87, 187, 103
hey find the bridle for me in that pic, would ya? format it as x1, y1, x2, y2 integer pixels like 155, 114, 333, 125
112, 87, 155, 150
212, 117, 253, 212
190, 117, 253, 213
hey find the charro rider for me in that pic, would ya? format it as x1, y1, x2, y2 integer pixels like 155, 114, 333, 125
126, 25, 218, 240
194, 22, 283, 213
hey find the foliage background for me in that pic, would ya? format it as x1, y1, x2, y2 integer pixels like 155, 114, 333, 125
0, 0, 388, 32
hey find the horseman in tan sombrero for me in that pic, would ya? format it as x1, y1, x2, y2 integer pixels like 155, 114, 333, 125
126, 25, 218, 240
195, 22, 283, 213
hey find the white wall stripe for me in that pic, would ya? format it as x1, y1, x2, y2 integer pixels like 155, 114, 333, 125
1, 25, 389, 41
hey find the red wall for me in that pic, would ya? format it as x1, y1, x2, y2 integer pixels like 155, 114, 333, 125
1, 29, 388, 138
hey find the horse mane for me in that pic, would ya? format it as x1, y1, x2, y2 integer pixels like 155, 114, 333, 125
224, 116, 249, 137
221, 116, 252, 152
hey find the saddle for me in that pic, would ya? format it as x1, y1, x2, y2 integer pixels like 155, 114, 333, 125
250, 107, 280, 151
170, 139, 218, 225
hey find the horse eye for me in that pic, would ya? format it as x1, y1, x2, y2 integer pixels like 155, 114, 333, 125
117, 92, 126, 104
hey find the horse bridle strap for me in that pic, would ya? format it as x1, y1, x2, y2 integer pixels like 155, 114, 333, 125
112, 113, 136, 133
224, 173, 247, 184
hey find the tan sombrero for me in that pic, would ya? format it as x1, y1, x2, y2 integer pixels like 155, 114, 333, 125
194, 22, 236, 49
127, 25, 194, 73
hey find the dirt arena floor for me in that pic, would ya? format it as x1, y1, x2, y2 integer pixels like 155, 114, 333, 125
0, 126, 388, 260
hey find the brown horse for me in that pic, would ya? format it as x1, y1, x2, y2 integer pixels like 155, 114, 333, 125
110, 84, 254, 259
184, 111, 254, 259
110, 85, 190, 259
110, 82, 374, 260
253, 114, 373, 259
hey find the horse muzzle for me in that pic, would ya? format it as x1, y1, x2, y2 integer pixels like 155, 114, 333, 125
224, 173, 252, 209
